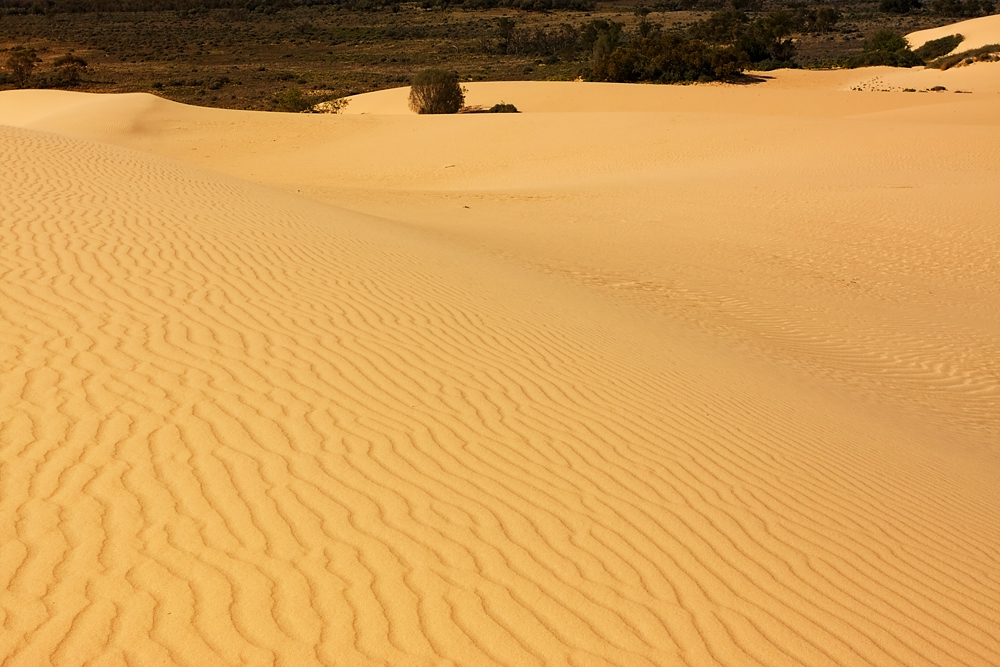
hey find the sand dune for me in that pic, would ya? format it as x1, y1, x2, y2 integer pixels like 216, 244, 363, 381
907, 13, 1000, 54
2, 62, 1000, 666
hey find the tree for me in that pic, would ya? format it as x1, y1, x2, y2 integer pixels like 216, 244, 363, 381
408, 69, 465, 115
634, 6, 656, 39
5, 47, 40, 89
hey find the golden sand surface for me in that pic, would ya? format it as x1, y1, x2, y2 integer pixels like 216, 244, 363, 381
906, 14, 1000, 53
2, 52, 999, 666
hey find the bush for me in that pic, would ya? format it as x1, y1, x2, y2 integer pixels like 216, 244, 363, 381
845, 30, 924, 68
408, 69, 465, 114
488, 102, 519, 113
914, 34, 964, 60
867, 30, 910, 53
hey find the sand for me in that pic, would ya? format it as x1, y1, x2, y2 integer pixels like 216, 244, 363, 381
907, 13, 1000, 54
2, 45, 1000, 667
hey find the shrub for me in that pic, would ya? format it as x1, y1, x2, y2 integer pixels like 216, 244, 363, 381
273, 87, 313, 112
4, 46, 40, 88
929, 43, 1000, 69
488, 102, 519, 113
845, 30, 924, 68
914, 34, 964, 60
867, 30, 910, 53
408, 69, 465, 114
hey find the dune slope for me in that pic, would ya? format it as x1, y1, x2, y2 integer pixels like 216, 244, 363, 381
2, 72, 1000, 666
907, 13, 1000, 54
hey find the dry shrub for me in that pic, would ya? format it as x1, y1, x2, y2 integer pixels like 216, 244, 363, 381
408, 69, 465, 114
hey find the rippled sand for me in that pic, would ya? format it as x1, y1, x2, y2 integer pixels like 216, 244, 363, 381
2, 51, 999, 666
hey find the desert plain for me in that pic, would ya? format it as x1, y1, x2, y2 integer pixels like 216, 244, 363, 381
1, 15, 1000, 667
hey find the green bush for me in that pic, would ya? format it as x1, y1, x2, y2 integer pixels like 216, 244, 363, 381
845, 30, 924, 68
408, 69, 466, 114
488, 102, 519, 113
914, 34, 964, 60
867, 30, 910, 53
273, 87, 314, 112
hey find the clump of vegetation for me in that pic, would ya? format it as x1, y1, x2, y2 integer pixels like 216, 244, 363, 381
487, 102, 519, 113
272, 87, 348, 113
929, 43, 1000, 69
844, 29, 924, 67
52, 53, 89, 86
682, 9, 816, 70
591, 33, 746, 83
4, 46, 40, 88
914, 34, 964, 60
408, 68, 465, 114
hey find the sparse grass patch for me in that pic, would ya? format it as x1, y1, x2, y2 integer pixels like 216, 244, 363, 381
929, 43, 1000, 69
272, 86, 348, 113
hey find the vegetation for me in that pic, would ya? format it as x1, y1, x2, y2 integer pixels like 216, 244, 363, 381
880, 0, 923, 14
928, 0, 997, 16
1, 0, 996, 106
52, 53, 88, 85
844, 29, 924, 67
488, 102, 518, 112
913, 33, 964, 59
590, 33, 745, 83
4, 46, 40, 88
928, 42, 1000, 68
408, 68, 465, 114
272, 86, 348, 112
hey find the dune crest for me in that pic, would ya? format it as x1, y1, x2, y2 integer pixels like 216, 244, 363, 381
3, 63, 1000, 666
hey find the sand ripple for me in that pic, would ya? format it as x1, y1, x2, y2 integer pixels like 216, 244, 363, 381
2, 120, 999, 666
